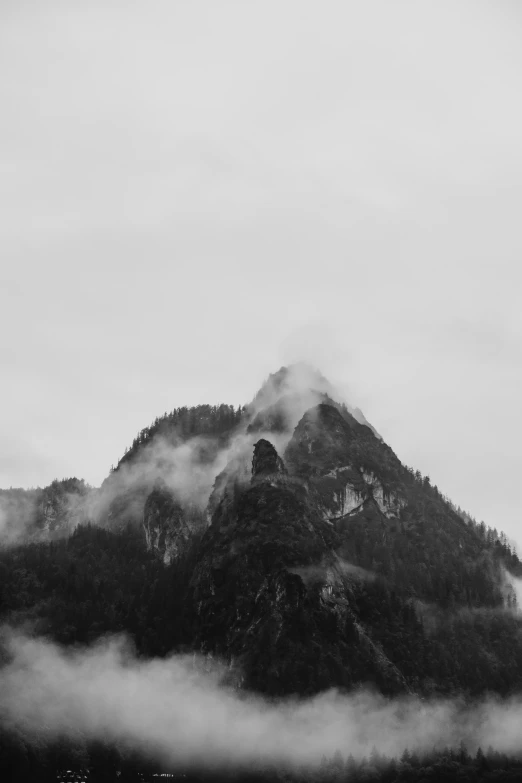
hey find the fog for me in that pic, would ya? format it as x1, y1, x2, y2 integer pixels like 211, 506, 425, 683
0, 483, 91, 548
2, 628, 522, 770
2, 362, 522, 770
502, 568, 522, 610
84, 363, 334, 527
0, 362, 339, 545
0, 489, 39, 547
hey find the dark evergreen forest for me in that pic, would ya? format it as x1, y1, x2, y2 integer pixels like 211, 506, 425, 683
2, 524, 522, 782
2, 398, 522, 781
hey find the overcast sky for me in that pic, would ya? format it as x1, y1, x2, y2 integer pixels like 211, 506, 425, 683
1, 1, 521, 543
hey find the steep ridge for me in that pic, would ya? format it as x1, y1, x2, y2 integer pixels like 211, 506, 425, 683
285, 403, 518, 608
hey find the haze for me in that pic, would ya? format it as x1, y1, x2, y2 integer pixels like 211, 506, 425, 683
1, 1, 521, 545
4, 627, 522, 768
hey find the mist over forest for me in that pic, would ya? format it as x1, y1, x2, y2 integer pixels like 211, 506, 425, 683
0, 364, 522, 782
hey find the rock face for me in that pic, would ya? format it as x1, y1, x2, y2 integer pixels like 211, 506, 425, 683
251, 439, 287, 479
284, 403, 405, 520
143, 484, 204, 565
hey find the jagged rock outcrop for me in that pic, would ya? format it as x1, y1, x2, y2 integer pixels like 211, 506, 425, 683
251, 438, 287, 479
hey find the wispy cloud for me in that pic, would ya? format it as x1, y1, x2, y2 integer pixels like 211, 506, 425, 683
2, 629, 522, 769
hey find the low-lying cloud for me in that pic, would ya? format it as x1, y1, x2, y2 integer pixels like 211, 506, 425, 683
2, 628, 522, 770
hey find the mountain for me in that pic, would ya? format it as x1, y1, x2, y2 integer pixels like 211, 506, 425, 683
1, 364, 522, 701
73, 364, 377, 563
3, 363, 522, 781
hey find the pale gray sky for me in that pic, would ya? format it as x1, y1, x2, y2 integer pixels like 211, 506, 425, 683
1, 1, 522, 542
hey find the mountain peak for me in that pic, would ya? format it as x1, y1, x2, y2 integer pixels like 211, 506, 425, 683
247, 364, 379, 439
250, 363, 335, 411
